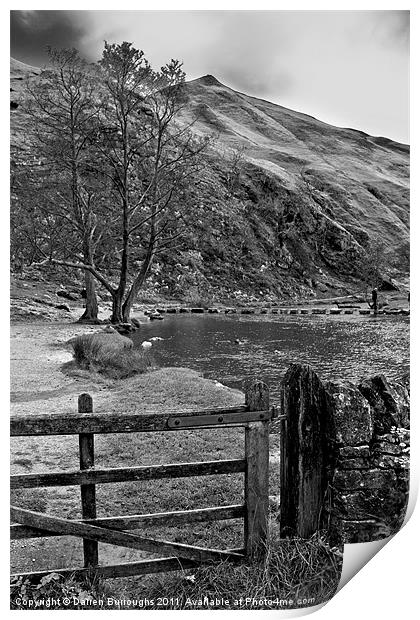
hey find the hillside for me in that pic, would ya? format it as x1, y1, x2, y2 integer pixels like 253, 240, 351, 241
183, 75, 409, 249
10, 59, 409, 303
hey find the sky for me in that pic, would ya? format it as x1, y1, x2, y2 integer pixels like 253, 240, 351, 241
10, 9, 410, 143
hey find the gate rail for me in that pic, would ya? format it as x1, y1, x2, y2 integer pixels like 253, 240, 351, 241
10, 381, 277, 582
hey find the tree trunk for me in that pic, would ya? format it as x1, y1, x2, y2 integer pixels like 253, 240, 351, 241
78, 239, 99, 323
122, 217, 156, 323
78, 270, 99, 323
122, 284, 141, 323
122, 250, 154, 322
111, 292, 124, 324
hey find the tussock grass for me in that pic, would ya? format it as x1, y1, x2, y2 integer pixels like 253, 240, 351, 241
126, 529, 342, 610
71, 332, 132, 364
70, 332, 155, 379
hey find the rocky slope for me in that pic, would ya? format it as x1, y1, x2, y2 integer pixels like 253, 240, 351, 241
10, 59, 409, 302
183, 75, 409, 252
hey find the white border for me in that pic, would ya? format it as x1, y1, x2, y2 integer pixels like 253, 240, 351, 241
3, 2, 417, 618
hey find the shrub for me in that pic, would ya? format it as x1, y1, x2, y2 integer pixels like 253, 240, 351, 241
71, 332, 154, 378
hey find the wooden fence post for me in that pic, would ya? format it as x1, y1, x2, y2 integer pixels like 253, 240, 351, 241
279, 413, 289, 533
244, 381, 270, 557
279, 364, 335, 538
78, 393, 98, 567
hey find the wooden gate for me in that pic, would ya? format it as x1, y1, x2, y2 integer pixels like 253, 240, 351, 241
10, 381, 277, 581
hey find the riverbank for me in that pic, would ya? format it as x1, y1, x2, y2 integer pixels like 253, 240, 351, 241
11, 273, 409, 326
10, 322, 245, 415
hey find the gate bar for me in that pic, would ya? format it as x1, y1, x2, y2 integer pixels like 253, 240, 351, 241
11, 506, 244, 564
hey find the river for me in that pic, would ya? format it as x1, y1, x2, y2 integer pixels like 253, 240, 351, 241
131, 313, 409, 402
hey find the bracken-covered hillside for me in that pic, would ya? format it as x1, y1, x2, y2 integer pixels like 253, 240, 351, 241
10, 60, 409, 303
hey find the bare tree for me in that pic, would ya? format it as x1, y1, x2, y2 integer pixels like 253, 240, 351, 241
18, 42, 209, 323
75, 42, 208, 322
23, 48, 103, 321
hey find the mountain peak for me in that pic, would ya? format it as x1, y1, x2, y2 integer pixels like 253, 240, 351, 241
195, 74, 223, 87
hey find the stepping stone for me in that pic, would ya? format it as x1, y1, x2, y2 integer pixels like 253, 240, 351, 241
179, 308, 191, 313
344, 309, 354, 314
330, 309, 342, 315
191, 308, 205, 313
289, 309, 298, 314
312, 309, 326, 314
300, 309, 310, 314
208, 308, 219, 313
166, 308, 178, 314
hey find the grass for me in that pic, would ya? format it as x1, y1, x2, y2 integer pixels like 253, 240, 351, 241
10, 529, 342, 611
123, 529, 342, 610
70, 332, 155, 378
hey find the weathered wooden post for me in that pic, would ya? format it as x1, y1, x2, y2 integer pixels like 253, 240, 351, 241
244, 380, 270, 557
78, 393, 98, 567
279, 365, 335, 538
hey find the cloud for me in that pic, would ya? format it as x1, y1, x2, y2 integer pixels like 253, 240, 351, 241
10, 10, 95, 66
197, 12, 295, 97
370, 10, 410, 48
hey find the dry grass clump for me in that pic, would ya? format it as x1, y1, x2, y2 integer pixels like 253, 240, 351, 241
122, 530, 342, 610
71, 332, 154, 379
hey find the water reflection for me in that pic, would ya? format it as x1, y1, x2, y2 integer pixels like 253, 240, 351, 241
132, 314, 409, 402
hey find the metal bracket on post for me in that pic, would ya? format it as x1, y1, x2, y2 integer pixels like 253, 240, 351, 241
167, 410, 272, 429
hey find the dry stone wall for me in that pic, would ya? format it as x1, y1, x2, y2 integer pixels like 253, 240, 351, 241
325, 374, 410, 543
278, 364, 410, 545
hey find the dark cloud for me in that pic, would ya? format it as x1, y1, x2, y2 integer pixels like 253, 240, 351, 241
10, 10, 95, 66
